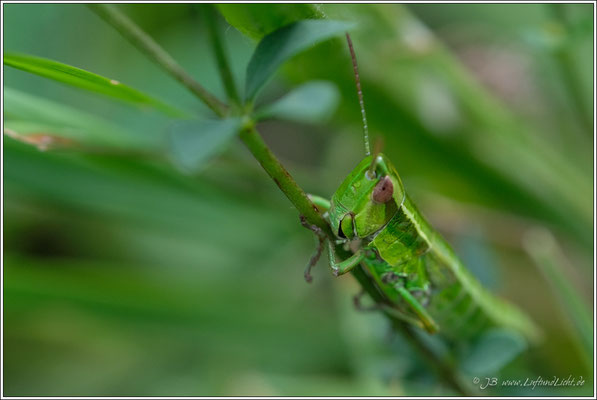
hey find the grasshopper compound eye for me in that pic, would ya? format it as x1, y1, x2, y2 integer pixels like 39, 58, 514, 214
372, 176, 393, 203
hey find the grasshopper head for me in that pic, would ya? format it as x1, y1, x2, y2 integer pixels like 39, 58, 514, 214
329, 153, 405, 240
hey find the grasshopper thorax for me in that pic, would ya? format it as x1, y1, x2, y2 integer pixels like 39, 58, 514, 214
329, 153, 405, 241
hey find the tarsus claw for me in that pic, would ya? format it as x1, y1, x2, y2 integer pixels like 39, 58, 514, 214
304, 269, 313, 283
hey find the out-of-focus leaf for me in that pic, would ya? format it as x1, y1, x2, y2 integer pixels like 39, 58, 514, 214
245, 19, 355, 100
455, 229, 500, 290
216, 3, 323, 40
169, 118, 242, 171
523, 228, 593, 371
461, 329, 527, 375
4, 53, 185, 117
256, 81, 340, 124
4, 87, 160, 150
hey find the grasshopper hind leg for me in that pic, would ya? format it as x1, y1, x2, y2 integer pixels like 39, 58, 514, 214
352, 288, 428, 331
396, 285, 439, 334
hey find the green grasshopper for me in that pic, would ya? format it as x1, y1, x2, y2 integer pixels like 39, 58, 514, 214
303, 34, 539, 343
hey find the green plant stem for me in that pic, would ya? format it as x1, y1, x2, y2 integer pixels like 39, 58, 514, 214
204, 5, 240, 105
239, 126, 330, 235
88, 4, 228, 117
239, 125, 472, 396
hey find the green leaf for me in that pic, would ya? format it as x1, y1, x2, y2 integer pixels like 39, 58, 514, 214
245, 19, 355, 100
4, 52, 185, 117
217, 4, 324, 40
255, 81, 340, 124
461, 329, 527, 375
169, 118, 242, 172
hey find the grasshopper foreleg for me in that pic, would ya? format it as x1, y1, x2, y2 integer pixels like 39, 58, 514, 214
299, 215, 326, 283
327, 240, 365, 276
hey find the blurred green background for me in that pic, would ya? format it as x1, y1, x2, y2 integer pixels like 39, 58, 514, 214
3, 3, 594, 396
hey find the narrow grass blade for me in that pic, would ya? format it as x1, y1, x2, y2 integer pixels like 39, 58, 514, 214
4, 87, 159, 150
4, 52, 185, 117
523, 227, 593, 371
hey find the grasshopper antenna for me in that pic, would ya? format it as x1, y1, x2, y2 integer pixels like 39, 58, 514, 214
368, 137, 385, 178
346, 33, 370, 156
